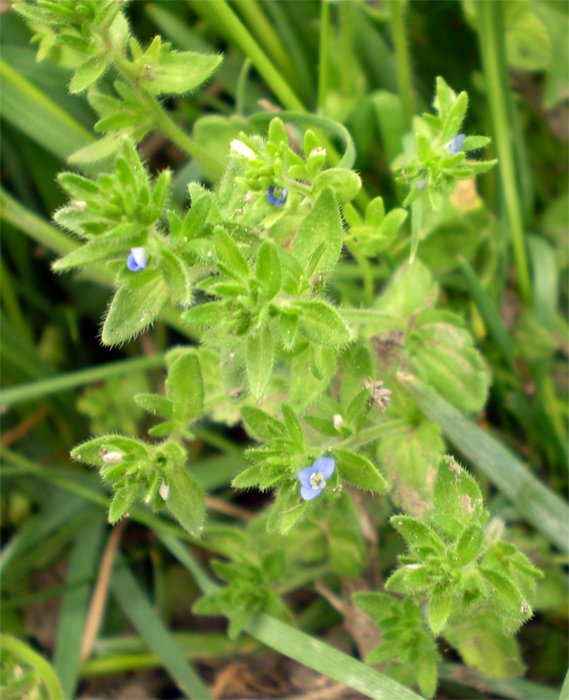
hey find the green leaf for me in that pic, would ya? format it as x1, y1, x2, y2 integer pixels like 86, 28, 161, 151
428, 588, 452, 635
256, 240, 281, 300
290, 344, 336, 411
166, 464, 205, 536
315, 168, 362, 204
415, 656, 438, 699
70, 57, 108, 94
52, 239, 126, 271
279, 311, 298, 350
293, 188, 343, 277
57, 172, 99, 199
109, 487, 138, 524
442, 607, 524, 680
407, 318, 489, 413
71, 435, 149, 469
141, 50, 223, 95
389, 515, 446, 554
332, 449, 387, 493
431, 455, 487, 539
165, 349, 204, 420
352, 592, 395, 622
441, 91, 468, 143
461, 135, 491, 151
377, 421, 443, 518
182, 302, 222, 326
246, 325, 274, 399
134, 393, 175, 419
214, 226, 251, 280
102, 276, 169, 346
266, 485, 308, 534
479, 568, 529, 635
281, 403, 303, 447
295, 300, 351, 347
158, 248, 192, 307
456, 523, 484, 567
375, 259, 436, 318
241, 406, 285, 442
147, 169, 172, 223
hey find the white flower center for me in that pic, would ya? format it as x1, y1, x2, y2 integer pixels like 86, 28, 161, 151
309, 472, 325, 490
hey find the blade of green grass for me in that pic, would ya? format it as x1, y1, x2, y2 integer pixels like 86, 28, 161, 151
1, 354, 166, 409
188, 0, 304, 111
110, 558, 213, 699
474, 1, 531, 304
0, 59, 94, 171
1, 634, 64, 700
458, 255, 517, 373
560, 668, 569, 700
528, 234, 558, 331
53, 518, 106, 699
398, 372, 569, 553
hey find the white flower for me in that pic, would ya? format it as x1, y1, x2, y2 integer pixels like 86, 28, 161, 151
230, 139, 256, 159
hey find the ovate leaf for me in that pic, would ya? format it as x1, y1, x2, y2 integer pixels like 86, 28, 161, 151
246, 325, 274, 399
102, 276, 169, 346
141, 50, 223, 96
166, 465, 205, 536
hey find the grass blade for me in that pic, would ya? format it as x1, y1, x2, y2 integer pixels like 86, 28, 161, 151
398, 372, 569, 553
1, 354, 166, 409
53, 518, 105, 698
243, 612, 423, 700
0, 59, 94, 168
110, 558, 213, 699
458, 255, 517, 373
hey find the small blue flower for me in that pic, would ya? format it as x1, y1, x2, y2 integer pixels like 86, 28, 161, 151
127, 247, 148, 272
298, 456, 335, 501
267, 185, 287, 206
444, 133, 466, 155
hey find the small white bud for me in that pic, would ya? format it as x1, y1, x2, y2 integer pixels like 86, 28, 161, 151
75, 200, 87, 211
333, 414, 344, 431
102, 450, 123, 464
159, 481, 170, 501
230, 139, 256, 159
309, 147, 326, 158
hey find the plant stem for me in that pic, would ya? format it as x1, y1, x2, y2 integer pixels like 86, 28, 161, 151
1, 354, 166, 408
474, 1, 531, 305
389, 0, 414, 131
317, 0, 331, 115
236, 57, 252, 117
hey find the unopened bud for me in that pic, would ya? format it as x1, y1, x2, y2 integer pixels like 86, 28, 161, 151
159, 481, 170, 501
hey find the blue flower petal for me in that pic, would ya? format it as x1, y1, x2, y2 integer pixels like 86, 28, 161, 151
298, 465, 317, 486
445, 133, 466, 155
127, 247, 148, 272
267, 185, 287, 206
301, 484, 322, 501
313, 456, 335, 479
